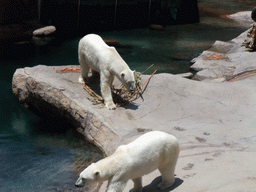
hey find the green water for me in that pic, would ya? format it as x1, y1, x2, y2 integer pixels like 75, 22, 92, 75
0, 0, 255, 191
0, 43, 103, 191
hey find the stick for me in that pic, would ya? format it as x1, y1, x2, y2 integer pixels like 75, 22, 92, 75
131, 69, 157, 97
83, 84, 103, 101
142, 64, 154, 74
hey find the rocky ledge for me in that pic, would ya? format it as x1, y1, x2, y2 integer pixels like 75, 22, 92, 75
12, 66, 256, 191
191, 11, 256, 81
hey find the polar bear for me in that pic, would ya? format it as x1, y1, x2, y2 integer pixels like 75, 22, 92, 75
75, 131, 179, 192
78, 34, 135, 110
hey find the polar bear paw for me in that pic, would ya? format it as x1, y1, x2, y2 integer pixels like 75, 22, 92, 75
78, 76, 86, 84
105, 102, 116, 110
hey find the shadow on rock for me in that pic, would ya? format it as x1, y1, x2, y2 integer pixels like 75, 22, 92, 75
141, 177, 183, 192
85, 75, 139, 110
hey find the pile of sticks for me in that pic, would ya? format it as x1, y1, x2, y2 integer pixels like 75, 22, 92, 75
82, 65, 157, 106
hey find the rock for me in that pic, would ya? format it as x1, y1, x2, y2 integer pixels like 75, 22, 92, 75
103, 38, 120, 46
12, 65, 121, 156
191, 27, 256, 81
33, 26, 56, 36
175, 72, 194, 79
103, 38, 132, 48
12, 64, 256, 191
228, 11, 254, 25
149, 24, 165, 31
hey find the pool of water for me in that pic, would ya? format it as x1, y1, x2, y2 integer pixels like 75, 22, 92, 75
0, 97, 103, 191
0, 0, 255, 191
0, 55, 103, 191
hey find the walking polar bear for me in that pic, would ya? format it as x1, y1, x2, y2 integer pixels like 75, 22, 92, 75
75, 131, 180, 192
78, 34, 135, 110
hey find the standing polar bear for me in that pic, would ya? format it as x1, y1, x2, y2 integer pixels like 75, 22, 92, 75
78, 34, 135, 110
75, 131, 179, 192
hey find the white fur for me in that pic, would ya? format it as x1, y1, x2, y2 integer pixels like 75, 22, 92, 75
75, 131, 180, 192
78, 34, 135, 110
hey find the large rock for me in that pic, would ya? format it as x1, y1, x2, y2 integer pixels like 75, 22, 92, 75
191, 30, 256, 81
191, 11, 256, 82
12, 63, 256, 191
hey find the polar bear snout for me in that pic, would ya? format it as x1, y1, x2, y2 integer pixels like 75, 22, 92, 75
127, 82, 135, 91
122, 81, 135, 91
75, 178, 85, 188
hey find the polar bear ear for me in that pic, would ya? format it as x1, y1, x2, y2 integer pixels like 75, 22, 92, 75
94, 171, 100, 178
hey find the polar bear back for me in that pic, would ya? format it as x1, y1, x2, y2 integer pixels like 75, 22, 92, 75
114, 131, 179, 178
78, 34, 130, 74
78, 34, 109, 72
126, 131, 178, 160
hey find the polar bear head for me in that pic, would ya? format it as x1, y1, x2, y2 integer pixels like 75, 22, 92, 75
75, 163, 100, 188
119, 70, 135, 91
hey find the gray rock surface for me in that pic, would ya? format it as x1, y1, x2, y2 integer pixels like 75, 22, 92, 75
12, 62, 256, 191
227, 11, 254, 26
191, 11, 256, 82
191, 30, 256, 81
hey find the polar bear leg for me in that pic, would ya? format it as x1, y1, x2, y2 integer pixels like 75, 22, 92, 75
100, 73, 116, 110
130, 177, 142, 192
106, 180, 127, 192
79, 54, 90, 84
158, 165, 176, 190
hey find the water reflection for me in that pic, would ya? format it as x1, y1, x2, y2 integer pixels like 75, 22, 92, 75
0, 107, 102, 192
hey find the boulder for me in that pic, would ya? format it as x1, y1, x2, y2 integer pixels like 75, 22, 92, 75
33, 26, 56, 36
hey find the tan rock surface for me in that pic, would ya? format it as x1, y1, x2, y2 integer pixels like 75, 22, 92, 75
12, 64, 256, 191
